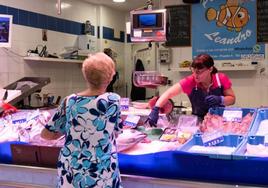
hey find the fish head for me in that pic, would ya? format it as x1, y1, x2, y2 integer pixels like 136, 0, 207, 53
233, 7, 250, 28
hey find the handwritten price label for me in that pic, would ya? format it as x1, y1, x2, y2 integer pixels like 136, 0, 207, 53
202, 132, 224, 146
123, 115, 140, 127
223, 109, 243, 122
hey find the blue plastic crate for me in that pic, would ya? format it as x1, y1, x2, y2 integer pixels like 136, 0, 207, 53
179, 133, 244, 159
233, 135, 266, 159
233, 108, 268, 160
206, 107, 257, 135
0, 141, 28, 164
248, 108, 268, 135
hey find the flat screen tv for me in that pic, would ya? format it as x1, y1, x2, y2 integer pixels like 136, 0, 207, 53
0, 14, 13, 48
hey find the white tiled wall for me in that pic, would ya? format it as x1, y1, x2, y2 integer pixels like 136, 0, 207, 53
1, 0, 268, 108
99, 6, 127, 96
0, 0, 127, 101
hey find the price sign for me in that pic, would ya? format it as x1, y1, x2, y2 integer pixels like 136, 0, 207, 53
12, 118, 27, 124
223, 109, 243, 122
123, 114, 140, 128
120, 98, 129, 111
12, 113, 28, 124
201, 132, 224, 147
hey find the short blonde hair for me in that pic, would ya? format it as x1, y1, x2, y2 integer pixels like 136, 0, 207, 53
82, 52, 115, 89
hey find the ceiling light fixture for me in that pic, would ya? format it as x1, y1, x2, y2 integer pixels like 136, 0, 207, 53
56, 1, 71, 15
113, 0, 126, 3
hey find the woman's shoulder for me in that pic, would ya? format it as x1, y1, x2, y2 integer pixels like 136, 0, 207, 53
64, 94, 97, 104
216, 72, 232, 88
179, 75, 196, 95
180, 74, 195, 85
98, 92, 121, 102
217, 72, 231, 81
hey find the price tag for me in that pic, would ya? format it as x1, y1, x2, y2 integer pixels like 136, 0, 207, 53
12, 118, 27, 124
223, 109, 243, 122
120, 98, 129, 111
123, 114, 140, 127
134, 30, 142, 37
12, 113, 28, 124
201, 132, 224, 147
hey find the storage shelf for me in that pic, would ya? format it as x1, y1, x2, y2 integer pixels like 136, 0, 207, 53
23, 56, 83, 64
218, 65, 257, 71
177, 65, 257, 72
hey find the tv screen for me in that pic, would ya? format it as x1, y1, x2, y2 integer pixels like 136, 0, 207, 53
130, 9, 166, 42
139, 14, 156, 28
0, 14, 12, 48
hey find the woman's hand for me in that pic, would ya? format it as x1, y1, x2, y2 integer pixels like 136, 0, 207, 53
205, 95, 224, 107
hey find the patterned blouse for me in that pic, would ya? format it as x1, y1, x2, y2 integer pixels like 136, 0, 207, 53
45, 93, 123, 188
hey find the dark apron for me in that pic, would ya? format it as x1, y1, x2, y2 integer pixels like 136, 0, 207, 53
189, 73, 224, 119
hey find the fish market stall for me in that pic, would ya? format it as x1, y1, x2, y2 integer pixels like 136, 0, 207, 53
0, 79, 268, 188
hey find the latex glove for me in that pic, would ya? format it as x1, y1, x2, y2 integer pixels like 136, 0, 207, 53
205, 95, 224, 108
146, 106, 160, 127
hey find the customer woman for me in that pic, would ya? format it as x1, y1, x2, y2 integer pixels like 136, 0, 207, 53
147, 53, 236, 126
41, 52, 123, 188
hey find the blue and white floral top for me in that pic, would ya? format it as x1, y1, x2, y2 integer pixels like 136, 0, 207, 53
45, 93, 123, 188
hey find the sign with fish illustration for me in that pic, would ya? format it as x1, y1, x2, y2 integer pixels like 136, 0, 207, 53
192, 0, 265, 60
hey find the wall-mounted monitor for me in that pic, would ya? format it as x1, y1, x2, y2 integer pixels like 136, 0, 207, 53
0, 14, 13, 48
138, 14, 157, 28
130, 9, 166, 42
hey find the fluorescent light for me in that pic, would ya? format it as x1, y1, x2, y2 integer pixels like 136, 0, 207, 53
113, 0, 126, 3
126, 22, 131, 34
56, 2, 71, 10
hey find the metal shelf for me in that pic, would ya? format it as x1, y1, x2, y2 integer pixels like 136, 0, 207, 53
177, 65, 257, 72
23, 56, 83, 64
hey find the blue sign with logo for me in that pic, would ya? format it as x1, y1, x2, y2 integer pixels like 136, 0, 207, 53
192, 0, 265, 60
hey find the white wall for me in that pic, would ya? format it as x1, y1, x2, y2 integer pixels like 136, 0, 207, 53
98, 6, 127, 96
0, 0, 126, 102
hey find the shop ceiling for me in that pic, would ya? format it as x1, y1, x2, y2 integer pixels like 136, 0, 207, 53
82, 0, 160, 11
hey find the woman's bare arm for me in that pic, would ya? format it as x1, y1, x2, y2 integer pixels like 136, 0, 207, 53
155, 83, 183, 107
223, 88, 236, 106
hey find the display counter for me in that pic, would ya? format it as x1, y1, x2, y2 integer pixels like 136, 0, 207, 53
1, 148, 268, 187
0, 106, 268, 187
0, 163, 263, 188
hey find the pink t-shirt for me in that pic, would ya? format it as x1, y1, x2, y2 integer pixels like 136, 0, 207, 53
180, 73, 232, 96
